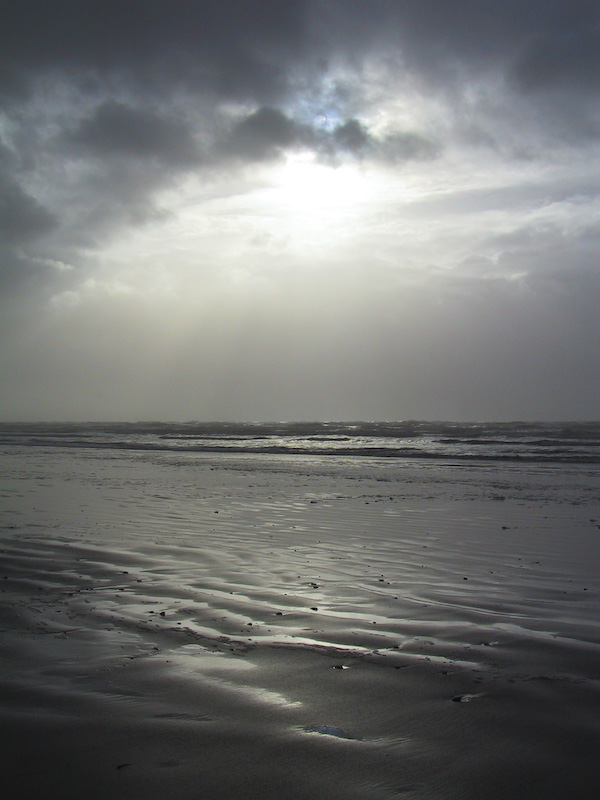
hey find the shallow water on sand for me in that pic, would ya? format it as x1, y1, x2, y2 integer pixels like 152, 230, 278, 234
1, 447, 599, 799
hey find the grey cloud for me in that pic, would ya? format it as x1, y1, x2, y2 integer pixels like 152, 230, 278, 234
324, 1, 599, 77
0, 248, 36, 294
312, 2, 600, 150
0, 173, 56, 245
0, 0, 309, 105
3, 1, 596, 113
328, 121, 440, 163
34, 102, 205, 250
376, 132, 440, 163
222, 107, 306, 161
2, 1, 596, 169
51, 160, 177, 246
513, 28, 600, 93
68, 101, 201, 165
333, 120, 370, 154
221, 109, 439, 165
0, 141, 17, 168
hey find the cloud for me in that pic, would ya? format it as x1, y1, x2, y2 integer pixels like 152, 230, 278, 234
512, 27, 600, 93
0, 173, 56, 245
327, 120, 440, 163
67, 101, 201, 166
332, 119, 370, 154
219, 108, 439, 166
376, 131, 441, 163
0, 0, 309, 105
321, 1, 600, 79
221, 106, 306, 161
0, 0, 598, 420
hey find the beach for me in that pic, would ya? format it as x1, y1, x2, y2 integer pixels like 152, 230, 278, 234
1, 436, 599, 799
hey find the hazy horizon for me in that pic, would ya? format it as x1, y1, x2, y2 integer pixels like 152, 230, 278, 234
1, 1, 598, 422
1, 417, 599, 425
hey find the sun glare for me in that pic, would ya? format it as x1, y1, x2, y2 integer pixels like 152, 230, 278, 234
261, 152, 376, 243
278, 153, 365, 207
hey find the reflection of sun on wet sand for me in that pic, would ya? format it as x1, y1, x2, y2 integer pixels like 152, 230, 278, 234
1, 447, 599, 799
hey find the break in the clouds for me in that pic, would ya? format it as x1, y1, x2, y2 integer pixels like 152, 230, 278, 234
0, 1, 598, 421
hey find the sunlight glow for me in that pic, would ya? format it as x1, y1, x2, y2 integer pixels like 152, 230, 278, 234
263, 152, 377, 242
274, 152, 371, 211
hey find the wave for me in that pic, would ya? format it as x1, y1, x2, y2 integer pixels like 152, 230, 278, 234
1, 421, 599, 464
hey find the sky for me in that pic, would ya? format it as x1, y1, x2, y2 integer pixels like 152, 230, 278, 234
0, 0, 598, 422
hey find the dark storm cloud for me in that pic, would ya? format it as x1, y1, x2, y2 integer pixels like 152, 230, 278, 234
67, 101, 201, 165
512, 26, 600, 93
0, 0, 309, 105
221, 109, 439, 165
2, 1, 596, 160
333, 120, 370, 154
324, 0, 600, 81
1, 100, 200, 261
222, 107, 306, 161
2, 1, 597, 106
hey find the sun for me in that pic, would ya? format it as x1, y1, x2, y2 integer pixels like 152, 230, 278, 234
258, 152, 377, 245
275, 152, 367, 210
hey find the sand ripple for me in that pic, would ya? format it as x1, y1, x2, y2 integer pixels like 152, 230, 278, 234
1, 448, 599, 799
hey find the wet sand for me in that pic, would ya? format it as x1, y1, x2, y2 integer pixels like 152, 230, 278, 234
1, 447, 599, 799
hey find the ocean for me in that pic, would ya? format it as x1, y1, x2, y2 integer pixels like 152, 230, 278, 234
1, 419, 599, 462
